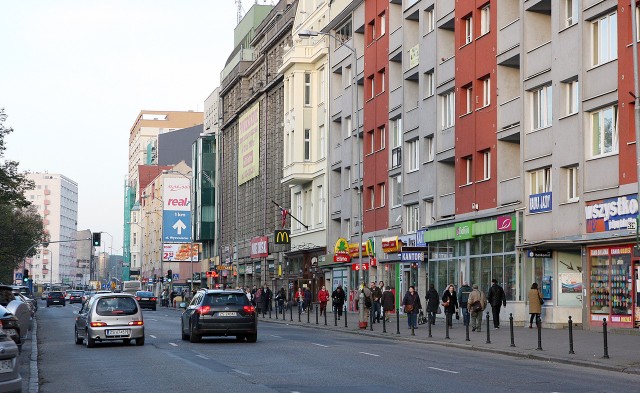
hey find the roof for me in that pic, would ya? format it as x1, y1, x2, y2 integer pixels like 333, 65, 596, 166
137, 165, 172, 200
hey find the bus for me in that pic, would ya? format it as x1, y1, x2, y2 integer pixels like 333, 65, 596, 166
122, 280, 143, 295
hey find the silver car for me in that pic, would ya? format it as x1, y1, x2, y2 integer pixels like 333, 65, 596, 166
0, 329, 21, 392
74, 293, 145, 348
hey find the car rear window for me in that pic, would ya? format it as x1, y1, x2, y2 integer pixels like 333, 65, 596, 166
204, 293, 249, 307
70, 291, 83, 296
50, 292, 64, 298
136, 291, 154, 297
95, 297, 138, 316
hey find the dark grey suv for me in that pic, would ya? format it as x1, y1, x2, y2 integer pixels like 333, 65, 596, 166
181, 290, 257, 343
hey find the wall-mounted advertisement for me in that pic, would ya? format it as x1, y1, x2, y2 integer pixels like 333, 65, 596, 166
559, 272, 582, 293
163, 243, 200, 262
585, 194, 638, 233
238, 102, 260, 185
162, 177, 192, 243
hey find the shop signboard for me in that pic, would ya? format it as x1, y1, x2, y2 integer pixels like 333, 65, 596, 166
416, 229, 428, 246
529, 191, 552, 214
274, 230, 290, 244
585, 194, 638, 233
454, 221, 474, 240
238, 102, 260, 185
400, 251, 424, 262
351, 263, 369, 271
496, 215, 513, 231
250, 236, 269, 258
559, 273, 582, 293
527, 249, 552, 258
382, 236, 401, 253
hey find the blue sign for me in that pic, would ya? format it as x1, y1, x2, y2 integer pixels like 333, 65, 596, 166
400, 251, 424, 262
529, 192, 552, 214
15, 272, 23, 280
163, 210, 192, 243
416, 229, 428, 247
172, 273, 179, 280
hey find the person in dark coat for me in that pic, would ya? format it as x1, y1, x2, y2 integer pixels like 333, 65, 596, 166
402, 286, 422, 329
381, 286, 395, 322
425, 284, 440, 325
332, 285, 346, 319
262, 285, 272, 313
458, 281, 473, 327
441, 283, 459, 328
487, 278, 507, 329
275, 287, 286, 314
303, 286, 312, 312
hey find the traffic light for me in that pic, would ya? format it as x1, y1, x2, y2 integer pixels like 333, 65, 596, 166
23, 269, 29, 284
92, 232, 101, 247
167, 269, 172, 282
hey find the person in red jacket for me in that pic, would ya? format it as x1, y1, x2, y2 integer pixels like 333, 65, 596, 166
317, 285, 330, 317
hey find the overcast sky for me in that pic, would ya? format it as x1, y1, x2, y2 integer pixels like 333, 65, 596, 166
0, 1, 266, 252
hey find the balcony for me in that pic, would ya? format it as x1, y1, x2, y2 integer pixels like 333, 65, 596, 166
389, 26, 403, 55
498, 96, 522, 142
437, 56, 455, 87
497, 18, 521, 67
405, 106, 420, 132
439, 192, 455, 217
44, 189, 51, 195
525, 41, 551, 79
498, 176, 523, 206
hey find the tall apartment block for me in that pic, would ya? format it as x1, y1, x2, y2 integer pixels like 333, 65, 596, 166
23, 173, 79, 286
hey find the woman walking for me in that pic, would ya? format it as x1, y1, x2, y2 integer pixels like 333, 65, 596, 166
528, 283, 543, 328
402, 286, 421, 329
425, 284, 440, 325
441, 284, 458, 328
332, 285, 346, 319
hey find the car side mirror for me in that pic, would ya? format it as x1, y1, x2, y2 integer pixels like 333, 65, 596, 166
179, 302, 187, 309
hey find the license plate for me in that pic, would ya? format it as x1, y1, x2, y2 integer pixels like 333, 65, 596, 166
106, 329, 130, 336
3, 329, 16, 337
0, 359, 13, 374
218, 312, 237, 317
141, 298, 149, 300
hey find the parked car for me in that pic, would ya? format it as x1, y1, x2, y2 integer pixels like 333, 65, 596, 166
46, 291, 66, 307
0, 328, 22, 392
0, 285, 32, 341
15, 293, 37, 315
68, 290, 84, 304
181, 289, 257, 343
134, 291, 157, 311
0, 305, 21, 350
74, 293, 145, 348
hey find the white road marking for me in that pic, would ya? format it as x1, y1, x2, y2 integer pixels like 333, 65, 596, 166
169, 342, 178, 347
359, 351, 380, 357
312, 343, 329, 348
428, 366, 459, 374
148, 318, 158, 321
233, 369, 251, 376
196, 354, 208, 360
149, 335, 157, 339
270, 335, 282, 338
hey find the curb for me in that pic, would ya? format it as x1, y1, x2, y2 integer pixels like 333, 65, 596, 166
29, 317, 38, 393
260, 317, 640, 376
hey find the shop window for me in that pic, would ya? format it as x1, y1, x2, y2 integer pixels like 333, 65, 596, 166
589, 247, 632, 324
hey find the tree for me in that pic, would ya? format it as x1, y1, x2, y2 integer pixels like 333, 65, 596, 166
0, 108, 33, 208
0, 204, 46, 283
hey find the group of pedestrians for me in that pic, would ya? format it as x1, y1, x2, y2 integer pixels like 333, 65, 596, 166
357, 281, 396, 324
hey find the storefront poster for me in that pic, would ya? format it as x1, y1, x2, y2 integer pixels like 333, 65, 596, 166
585, 194, 638, 233
559, 273, 582, 293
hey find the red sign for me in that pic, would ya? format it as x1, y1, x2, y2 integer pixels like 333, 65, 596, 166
250, 236, 269, 258
370, 257, 377, 267
351, 263, 369, 271
497, 215, 513, 231
334, 253, 351, 263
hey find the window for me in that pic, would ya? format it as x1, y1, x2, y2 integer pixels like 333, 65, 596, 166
343, 168, 351, 190
464, 15, 473, 44
379, 126, 386, 150
480, 4, 490, 35
368, 75, 375, 99
319, 125, 326, 159
530, 168, 552, 194
379, 12, 386, 36
344, 117, 352, 139
424, 200, 434, 226
464, 84, 473, 114
532, 85, 552, 130
565, 0, 578, 27
367, 19, 376, 43
590, 106, 618, 157
318, 67, 325, 103
464, 156, 473, 185
344, 66, 353, 89
345, 218, 351, 239
304, 73, 311, 106
379, 69, 385, 93
406, 204, 420, 233
368, 186, 375, 209
482, 150, 491, 180
426, 136, 435, 162
408, 140, 419, 171
425, 8, 435, 33
566, 80, 579, 115
317, 185, 324, 224
442, 91, 455, 129
304, 129, 311, 161
424, 71, 434, 97
379, 183, 386, 207
391, 175, 402, 207
566, 167, 578, 202
391, 119, 402, 168
482, 77, 490, 107
368, 130, 375, 154
335, 19, 352, 42
637, 6, 640, 42
592, 12, 617, 66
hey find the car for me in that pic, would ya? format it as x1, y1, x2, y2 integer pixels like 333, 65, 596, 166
68, 290, 84, 304
0, 285, 31, 343
74, 293, 145, 348
0, 305, 21, 350
82, 291, 95, 303
0, 328, 22, 392
14, 293, 37, 315
181, 289, 257, 343
134, 291, 157, 311
46, 291, 66, 307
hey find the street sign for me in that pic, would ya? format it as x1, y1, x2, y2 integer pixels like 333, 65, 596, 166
193, 272, 201, 281
400, 251, 424, 262
172, 273, 179, 280
163, 211, 192, 243
15, 273, 23, 280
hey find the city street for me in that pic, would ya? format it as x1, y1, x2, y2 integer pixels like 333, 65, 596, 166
32, 302, 640, 393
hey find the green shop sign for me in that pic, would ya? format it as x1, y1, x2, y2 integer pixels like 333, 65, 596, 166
454, 221, 474, 240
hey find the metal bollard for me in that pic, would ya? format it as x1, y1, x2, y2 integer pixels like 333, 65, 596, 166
486, 311, 491, 344
269, 303, 271, 319
298, 305, 301, 322
509, 313, 516, 347
568, 316, 575, 354
411, 323, 415, 336
382, 312, 386, 333
465, 320, 470, 342
290, 302, 293, 322
315, 304, 319, 325
324, 307, 327, 326
344, 305, 348, 328
307, 305, 310, 323
370, 307, 374, 331
536, 315, 543, 351
275, 303, 278, 320
428, 314, 432, 338
334, 307, 338, 326
396, 309, 400, 334
602, 318, 609, 359
445, 319, 450, 339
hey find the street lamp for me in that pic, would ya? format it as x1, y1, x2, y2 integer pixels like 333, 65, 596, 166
298, 29, 365, 284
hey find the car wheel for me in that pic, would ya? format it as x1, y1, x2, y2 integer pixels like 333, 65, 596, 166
181, 321, 189, 341
246, 333, 257, 343
123, 339, 131, 345
189, 322, 201, 343
152, 307, 156, 311
75, 328, 83, 345
85, 331, 95, 348
136, 337, 145, 346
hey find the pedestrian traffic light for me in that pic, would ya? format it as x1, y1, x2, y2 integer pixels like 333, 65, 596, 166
23, 269, 29, 284
92, 232, 101, 247
167, 269, 172, 282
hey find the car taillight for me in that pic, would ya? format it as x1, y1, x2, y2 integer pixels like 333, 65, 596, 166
196, 306, 210, 315
151, 297, 157, 302
90, 322, 107, 327
243, 305, 255, 313
47, 296, 52, 299
128, 321, 143, 326
135, 297, 141, 301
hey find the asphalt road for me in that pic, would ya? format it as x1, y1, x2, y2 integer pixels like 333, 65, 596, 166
35, 303, 640, 393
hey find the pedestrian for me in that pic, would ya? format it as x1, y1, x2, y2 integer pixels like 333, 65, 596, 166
487, 278, 507, 329
245, 288, 252, 303
402, 286, 421, 329
528, 283, 543, 328
169, 290, 176, 308
304, 286, 312, 312
458, 281, 472, 327
263, 285, 272, 313
295, 287, 305, 314
425, 284, 440, 325
381, 286, 395, 322
255, 287, 263, 314
275, 287, 286, 314
317, 285, 330, 317
371, 282, 383, 323
331, 285, 346, 319
361, 282, 372, 322
250, 285, 258, 306
441, 283, 458, 328
467, 284, 487, 332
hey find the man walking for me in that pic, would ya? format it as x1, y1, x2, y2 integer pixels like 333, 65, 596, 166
371, 282, 383, 323
487, 278, 506, 329
467, 284, 486, 332
458, 281, 472, 327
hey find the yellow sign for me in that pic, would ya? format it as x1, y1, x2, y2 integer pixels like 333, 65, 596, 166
381, 236, 401, 253
348, 242, 371, 258
334, 238, 349, 254
238, 102, 260, 185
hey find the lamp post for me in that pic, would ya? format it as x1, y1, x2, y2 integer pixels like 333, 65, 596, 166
298, 29, 364, 283
630, 1, 640, 246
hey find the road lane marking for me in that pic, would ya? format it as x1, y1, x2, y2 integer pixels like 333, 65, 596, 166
150, 335, 157, 339
312, 343, 329, 348
428, 367, 459, 374
233, 369, 251, 376
169, 342, 178, 347
148, 319, 158, 321
359, 352, 380, 357
196, 354, 208, 360
270, 335, 282, 338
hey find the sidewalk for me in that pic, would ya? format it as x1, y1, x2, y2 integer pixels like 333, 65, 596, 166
254, 308, 640, 375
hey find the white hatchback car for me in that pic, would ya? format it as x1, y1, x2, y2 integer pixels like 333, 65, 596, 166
74, 293, 144, 348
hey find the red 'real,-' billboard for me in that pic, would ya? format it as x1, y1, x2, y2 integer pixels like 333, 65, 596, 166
250, 236, 269, 258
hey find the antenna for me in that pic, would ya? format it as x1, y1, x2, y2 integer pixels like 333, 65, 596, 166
235, 0, 244, 24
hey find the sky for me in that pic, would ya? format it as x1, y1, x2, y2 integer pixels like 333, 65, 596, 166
0, 0, 267, 252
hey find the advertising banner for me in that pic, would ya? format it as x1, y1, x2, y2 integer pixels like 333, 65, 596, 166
238, 102, 260, 185
585, 194, 638, 233
250, 236, 269, 258
529, 191, 552, 214
163, 243, 200, 262
163, 177, 192, 243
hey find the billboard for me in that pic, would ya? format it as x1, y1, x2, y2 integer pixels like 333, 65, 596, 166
238, 102, 260, 185
250, 236, 268, 258
163, 177, 192, 243
163, 243, 200, 262
585, 194, 638, 233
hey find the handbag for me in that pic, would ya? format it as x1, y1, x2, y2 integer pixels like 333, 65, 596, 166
539, 297, 545, 305
470, 301, 482, 313
405, 304, 414, 313
442, 300, 450, 308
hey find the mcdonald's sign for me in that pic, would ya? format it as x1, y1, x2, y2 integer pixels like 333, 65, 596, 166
274, 229, 291, 245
